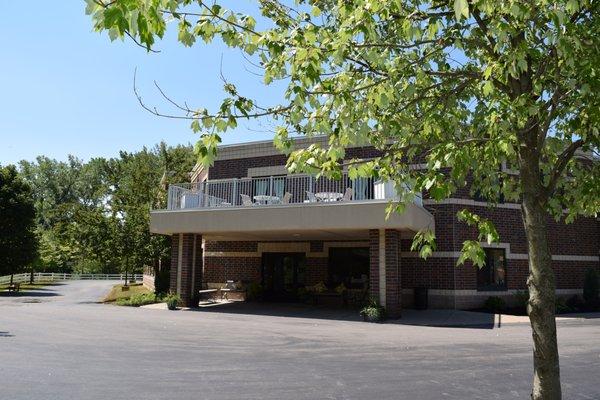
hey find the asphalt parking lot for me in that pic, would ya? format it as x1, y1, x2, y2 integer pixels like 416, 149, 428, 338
1, 281, 599, 399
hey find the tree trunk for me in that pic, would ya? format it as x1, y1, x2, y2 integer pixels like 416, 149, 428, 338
521, 183, 562, 399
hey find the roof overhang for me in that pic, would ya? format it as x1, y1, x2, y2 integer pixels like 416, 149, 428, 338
150, 201, 434, 240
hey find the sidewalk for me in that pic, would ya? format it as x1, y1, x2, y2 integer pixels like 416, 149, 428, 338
139, 301, 600, 329
397, 309, 600, 328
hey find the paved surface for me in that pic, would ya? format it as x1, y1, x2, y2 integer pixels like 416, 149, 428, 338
1, 281, 599, 400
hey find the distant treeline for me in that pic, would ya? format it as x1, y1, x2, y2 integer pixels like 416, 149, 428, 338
6, 142, 195, 278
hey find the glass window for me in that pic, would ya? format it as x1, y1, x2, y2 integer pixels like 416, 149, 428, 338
254, 179, 269, 196
350, 177, 373, 200
477, 248, 507, 291
253, 175, 286, 198
328, 247, 369, 289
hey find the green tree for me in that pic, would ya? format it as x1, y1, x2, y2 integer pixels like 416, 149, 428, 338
18, 145, 194, 277
89, 1, 600, 397
0, 165, 37, 282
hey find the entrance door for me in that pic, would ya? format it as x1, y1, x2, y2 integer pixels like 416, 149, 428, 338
262, 252, 306, 301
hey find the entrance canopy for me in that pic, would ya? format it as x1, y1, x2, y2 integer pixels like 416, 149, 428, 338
151, 200, 435, 238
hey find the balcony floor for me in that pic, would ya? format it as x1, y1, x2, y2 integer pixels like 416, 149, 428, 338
151, 200, 434, 238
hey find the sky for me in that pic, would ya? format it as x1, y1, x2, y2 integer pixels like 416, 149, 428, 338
0, 1, 281, 165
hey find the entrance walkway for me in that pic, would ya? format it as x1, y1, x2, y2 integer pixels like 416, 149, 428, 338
174, 301, 600, 329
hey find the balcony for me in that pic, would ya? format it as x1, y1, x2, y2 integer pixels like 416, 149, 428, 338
166, 173, 423, 211
151, 173, 433, 239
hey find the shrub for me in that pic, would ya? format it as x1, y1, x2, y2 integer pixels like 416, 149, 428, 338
514, 290, 529, 312
116, 293, 157, 307
566, 295, 584, 311
246, 282, 264, 301
360, 299, 387, 323
583, 268, 599, 306
484, 296, 506, 313
555, 296, 572, 314
296, 287, 310, 303
307, 282, 327, 293
335, 283, 347, 295
154, 268, 171, 295
164, 293, 181, 310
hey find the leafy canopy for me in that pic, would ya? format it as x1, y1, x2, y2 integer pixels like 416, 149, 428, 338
0, 165, 37, 276
19, 143, 195, 274
88, 0, 600, 265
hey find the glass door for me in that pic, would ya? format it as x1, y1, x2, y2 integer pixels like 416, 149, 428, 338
262, 252, 306, 301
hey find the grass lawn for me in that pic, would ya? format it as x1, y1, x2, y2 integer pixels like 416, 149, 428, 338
102, 283, 152, 303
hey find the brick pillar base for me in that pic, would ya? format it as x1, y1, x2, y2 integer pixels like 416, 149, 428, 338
369, 229, 380, 301
169, 234, 179, 295
170, 233, 203, 307
369, 229, 402, 319
385, 229, 401, 318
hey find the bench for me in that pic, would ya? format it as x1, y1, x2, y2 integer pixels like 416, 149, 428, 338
312, 291, 346, 306
198, 288, 219, 302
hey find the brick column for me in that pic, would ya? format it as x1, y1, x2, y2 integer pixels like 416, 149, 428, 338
385, 229, 401, 318
191, 234, 203, 306
369, 229, 402, 318
369, 229, 380, 301
169, 234, 179, 294
169, 233, 203, 307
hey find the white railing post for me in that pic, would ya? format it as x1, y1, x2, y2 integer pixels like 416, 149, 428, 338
167, 186, 173, 210
232, 179, 238, 206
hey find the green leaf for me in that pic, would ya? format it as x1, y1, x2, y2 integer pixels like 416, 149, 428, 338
457, 241, 486, 268
482, 81, 494, 96
454, 0, 469, 21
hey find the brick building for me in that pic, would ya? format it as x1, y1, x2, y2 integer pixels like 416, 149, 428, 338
150, 137, 599, 315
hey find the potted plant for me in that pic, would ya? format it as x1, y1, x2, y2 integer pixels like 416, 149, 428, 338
164, 293, 181, 310
360, 300, 387, 323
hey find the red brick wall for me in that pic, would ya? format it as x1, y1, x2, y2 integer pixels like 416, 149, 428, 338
402, 257, 456, 290
204, 241, 259, 253
385, 230, 401, 317
203, 256, 261, 283
209, 147, 382, 179
306, 257, 328, 285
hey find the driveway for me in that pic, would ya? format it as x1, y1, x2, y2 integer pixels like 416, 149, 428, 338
1, 281, 599, 400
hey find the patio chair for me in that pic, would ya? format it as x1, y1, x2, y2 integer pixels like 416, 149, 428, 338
281, 192, 292, 204
208, 197, 223, 207
305, 191, 317, 203
342, 187, 354, 201
240, 194, 253, 206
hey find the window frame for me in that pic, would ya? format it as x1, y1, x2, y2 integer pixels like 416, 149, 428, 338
476, 247, 508, 292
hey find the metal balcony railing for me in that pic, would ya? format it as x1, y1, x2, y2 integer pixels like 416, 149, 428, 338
165, 173, 422, 210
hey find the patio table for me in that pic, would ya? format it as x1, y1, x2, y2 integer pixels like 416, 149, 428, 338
315, 192, 343, 202
253, 195, 280, 205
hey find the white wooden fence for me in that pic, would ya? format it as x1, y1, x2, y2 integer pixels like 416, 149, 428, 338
0, 272, 143, 285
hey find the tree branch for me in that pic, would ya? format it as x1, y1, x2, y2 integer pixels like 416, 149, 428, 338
544, 139, 585, 197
